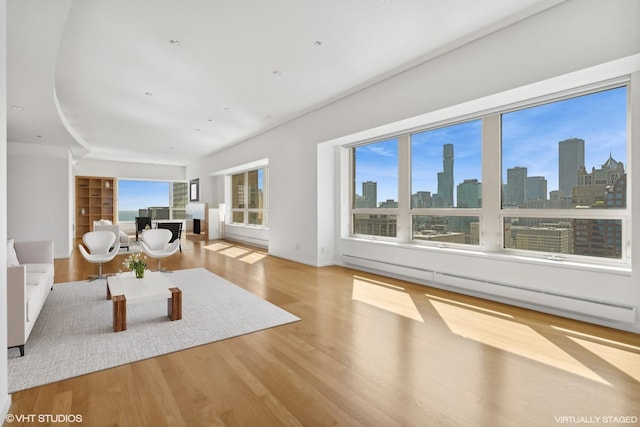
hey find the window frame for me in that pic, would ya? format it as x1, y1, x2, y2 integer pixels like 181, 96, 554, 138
349, 137, 401, 241
117, 179, 188, 222
497, 82, 630, 265
229, 167, 269, 228
345, 78, 631, 267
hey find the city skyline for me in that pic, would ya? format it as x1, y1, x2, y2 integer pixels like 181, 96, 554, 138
354, 86, 627, 204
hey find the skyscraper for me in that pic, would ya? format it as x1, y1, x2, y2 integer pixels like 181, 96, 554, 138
559, 138, 585, 198
411, 191, 432, 208
506, 166, 527, 207
436, 144, 454, 207
526, 176, 547, 200
362, 181, 377, 208
457, 179, 482, 208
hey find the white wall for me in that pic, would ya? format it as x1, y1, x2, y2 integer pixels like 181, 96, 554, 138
73, 158, 185, 182
1, 0, 12, 418
7, 143, 73, 258
189, 0, 640, 331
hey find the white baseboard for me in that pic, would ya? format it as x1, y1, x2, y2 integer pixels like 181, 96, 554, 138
342, 253, 636, 324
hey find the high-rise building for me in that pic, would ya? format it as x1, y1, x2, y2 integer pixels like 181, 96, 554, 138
353, 214, 396, 237
506, 166, 527, 207
573, 154, 625, 207
512, 225, 571, 254
411, 191, 432, 208
379, 199, 398, 208
572, 165, 625, 260
559, 138, 585, 198
435, 144, 454, 207
457, 179, 482, 208
526, 176, 547, 200
362, 181, 377, 208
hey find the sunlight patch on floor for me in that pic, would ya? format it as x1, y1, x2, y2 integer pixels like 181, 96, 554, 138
215, 247, 249, 258
569, 337, 640, 383
429, 299, 609, 385
352, 276, 424, 322
240, 251, 267, 264
204, 242, 232, 252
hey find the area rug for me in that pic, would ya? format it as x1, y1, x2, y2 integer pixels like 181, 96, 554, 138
7, 268, 300, 392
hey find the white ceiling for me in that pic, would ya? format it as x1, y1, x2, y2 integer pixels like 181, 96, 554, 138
7, 0, 563, 166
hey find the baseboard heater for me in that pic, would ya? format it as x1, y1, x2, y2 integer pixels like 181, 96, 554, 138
223, 232, 268, 249
342, 254, 435, 283
342, 254, 636, 323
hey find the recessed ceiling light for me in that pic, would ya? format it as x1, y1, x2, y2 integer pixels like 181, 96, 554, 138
10, 105, 24, 110
144, 92, 153, 96
169, 39, 181, 46
195, 128, 201, 131
314, 41, 322, 46
36, 135, 42, 138
272, 70, 281, 75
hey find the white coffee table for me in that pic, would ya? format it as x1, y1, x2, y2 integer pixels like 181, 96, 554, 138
106, 271, 182, 332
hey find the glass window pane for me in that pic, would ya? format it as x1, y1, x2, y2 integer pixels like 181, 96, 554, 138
411, 120, 482, 208
172, 182, 188, 209
118, 180, 169, 222
353, 214, 397, 237
353, 139, 398, 209
504, 217, 622, 259
248, 169, 264, 209
501, 87, 627, 209
412, 215, 480, 245
232, 211, 245, 224
248, 212, 263, 225
232, 173, 245, 209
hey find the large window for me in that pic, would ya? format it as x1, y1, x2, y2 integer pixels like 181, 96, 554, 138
500, 86, 627, 260
346, 82, 629, 264
231, 168, 267, 226
351, 138, 398, 237
118, 180, 188, 222
410, 120, 482, 246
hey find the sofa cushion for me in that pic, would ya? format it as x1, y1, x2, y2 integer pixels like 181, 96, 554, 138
7, 239, 20, 267
25, 263, 54, 275
25, 274, 49, 323
26, 271, 48, 288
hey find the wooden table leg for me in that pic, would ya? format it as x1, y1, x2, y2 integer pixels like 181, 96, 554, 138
113, 295, 126, 332
168, 287, 182, 321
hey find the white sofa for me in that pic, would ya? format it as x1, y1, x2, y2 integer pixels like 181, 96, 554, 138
7, 239, 54, 357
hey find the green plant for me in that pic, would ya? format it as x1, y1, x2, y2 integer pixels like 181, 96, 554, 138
122, 253, 147, 278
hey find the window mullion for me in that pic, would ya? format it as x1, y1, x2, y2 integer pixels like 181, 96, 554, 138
482, 115, 502, 252
397, 134, 410, 242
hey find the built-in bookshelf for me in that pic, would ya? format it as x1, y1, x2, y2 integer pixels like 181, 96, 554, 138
76, 176, 117, 238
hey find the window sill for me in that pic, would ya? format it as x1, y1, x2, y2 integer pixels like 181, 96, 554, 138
226, 223, 269, 231
342, 236, 631, 277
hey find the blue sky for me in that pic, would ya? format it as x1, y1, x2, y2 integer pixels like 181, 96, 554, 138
355, 86, 627, 204
118, 180, 170, 211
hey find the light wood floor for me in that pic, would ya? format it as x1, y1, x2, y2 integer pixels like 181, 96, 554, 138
6, 238, 640, 426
